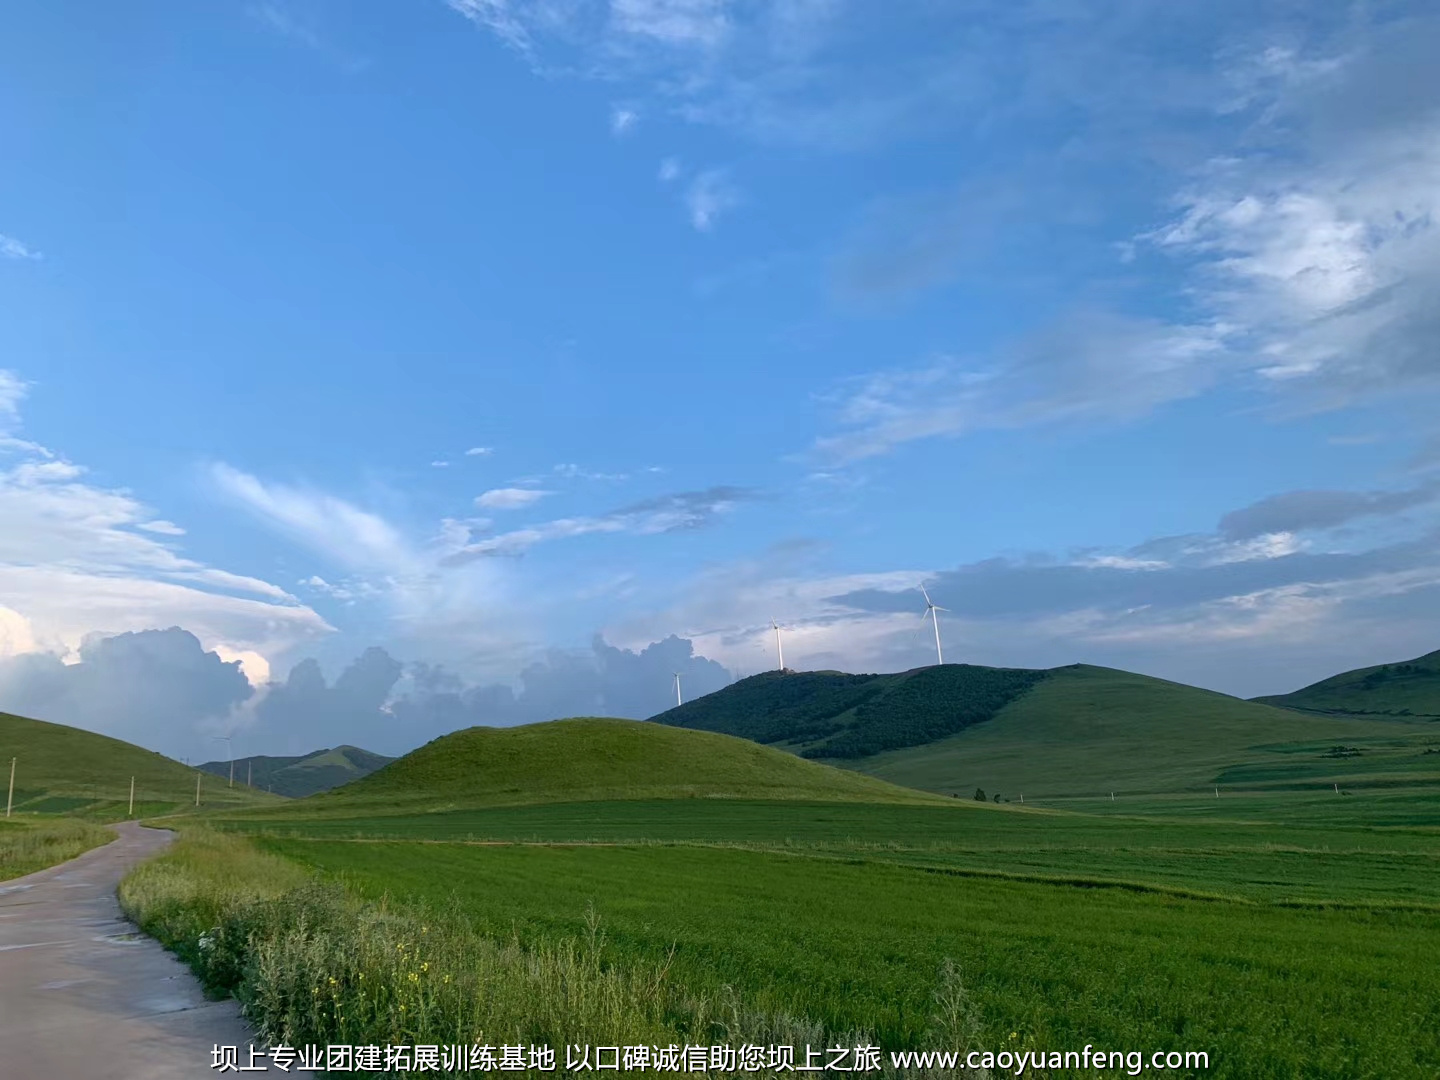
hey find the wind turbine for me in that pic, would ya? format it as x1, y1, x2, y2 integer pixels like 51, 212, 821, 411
672, 671, 683, 707
770, 618, 787, 672
920, 585, 947, 666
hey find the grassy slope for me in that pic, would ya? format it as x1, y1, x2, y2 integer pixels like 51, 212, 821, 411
846, 665, 1438, 798
1253, 647, 1440, 718
653, 664, 1047, 759
257, 717, 942, 819
199, 745, 394, 798
0, 710, 279, 816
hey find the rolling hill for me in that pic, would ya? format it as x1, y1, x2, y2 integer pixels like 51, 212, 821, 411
199, 744, 393, 798
0, 710, 278, 816
1252, 647, 1440, 719
653, 664, 1048, 758
260, 717, 944, 817
653, 664, 1438, 800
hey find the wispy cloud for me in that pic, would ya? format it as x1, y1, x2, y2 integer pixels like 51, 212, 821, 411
445, 485, 756, 563
0, 372, 328, 664
0, 234, 41, 261
812, 312, 1227, 463
475, 486, 553, 510
209, 463, 413, 572
610, 105, 639, 135
465, 446, 494, 457
684, 169, 739, 231
246, 0, 368, 69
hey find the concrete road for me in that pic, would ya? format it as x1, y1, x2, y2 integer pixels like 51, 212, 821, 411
0, 822, 261, 1079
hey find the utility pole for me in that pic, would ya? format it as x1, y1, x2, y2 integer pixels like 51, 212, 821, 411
195, 772, 201, 807
129, 776, 135, 818
6, 758, 14, 819
247, 760, 252, 788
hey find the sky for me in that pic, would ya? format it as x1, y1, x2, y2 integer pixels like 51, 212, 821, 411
1, 0, 1438, 761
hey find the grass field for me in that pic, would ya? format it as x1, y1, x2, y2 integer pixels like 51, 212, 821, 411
254, 837, 1438, 1075
219, 797, 1440, 906
130, 718, 1439, 1077
0, 815, 112, 881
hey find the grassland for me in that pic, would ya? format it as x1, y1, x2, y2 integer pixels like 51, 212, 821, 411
131, 717, 1434, 1078
0, 815, 113, 881
1253, 647, 1440, 718
260, 718, 941, 819
847, 666, 1440, 801
0, 709, 280, 817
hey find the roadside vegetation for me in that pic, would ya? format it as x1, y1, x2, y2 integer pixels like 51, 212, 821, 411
120, 829, 986, 1078
0, 815, 112, 881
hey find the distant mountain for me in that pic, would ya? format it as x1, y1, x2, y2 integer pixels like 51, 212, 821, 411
1252, 648, 1440, 719
199, 744, 393, 798
651, 662, 1429, 798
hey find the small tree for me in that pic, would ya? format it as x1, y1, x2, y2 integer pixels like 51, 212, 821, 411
973, 787, 986, 802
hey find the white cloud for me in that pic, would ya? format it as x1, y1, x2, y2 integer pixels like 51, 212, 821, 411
431, 460, 451, 468
447, 486, 754, 562
476, 486, 553, 510
658, 157, 682, 183
813, 313, 1227, 463
137, 519, 186, 536
210, 463, 413, 572
465, 446, 494, 456
0, 234, 41, 260
610, 0, 730, 48
0, 396, 331, 665
684, 169, 739, 231
610, 106, 639, 135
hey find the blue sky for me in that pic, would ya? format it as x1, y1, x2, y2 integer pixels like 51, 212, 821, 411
2, 1, 1438, 758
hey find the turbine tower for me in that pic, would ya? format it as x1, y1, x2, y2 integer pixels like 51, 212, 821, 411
771, 618, 786, 672
672, 671, 683, 707
920, 585, 947, 666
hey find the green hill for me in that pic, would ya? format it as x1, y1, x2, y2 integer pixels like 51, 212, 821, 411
1252, 648, 1440, 719
200, 745, 393, 798
272, 717, 942, 816
653, 664, 1048, 758
654, 664, 1438, 801
0, 710, 279, 817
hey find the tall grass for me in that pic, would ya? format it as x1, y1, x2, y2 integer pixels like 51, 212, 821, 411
0, 815, 112, 881
120, 830, 986, 1078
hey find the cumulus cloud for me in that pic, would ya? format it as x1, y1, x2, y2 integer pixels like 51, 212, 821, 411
0, 628, 254, 756
237, 635, 732, 755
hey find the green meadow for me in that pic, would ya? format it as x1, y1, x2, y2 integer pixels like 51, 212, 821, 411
125, 717, 1433, 1078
